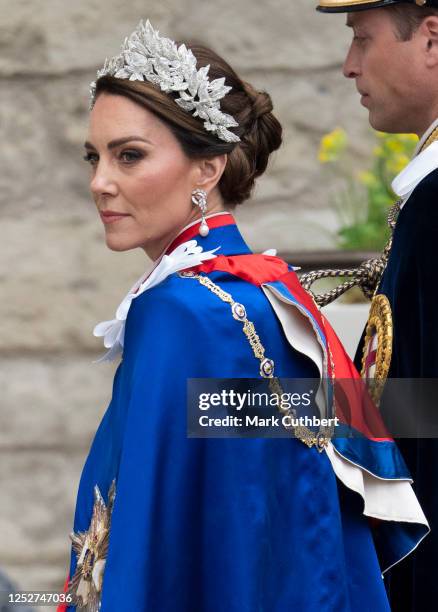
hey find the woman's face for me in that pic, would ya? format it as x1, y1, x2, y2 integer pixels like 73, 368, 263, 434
84, 93, 219, 259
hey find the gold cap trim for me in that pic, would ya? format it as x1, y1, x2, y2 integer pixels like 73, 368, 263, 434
318, 0, 428, 8
318, 0, 383, 6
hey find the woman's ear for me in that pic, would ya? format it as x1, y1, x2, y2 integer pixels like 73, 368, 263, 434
194, 154, 228, 193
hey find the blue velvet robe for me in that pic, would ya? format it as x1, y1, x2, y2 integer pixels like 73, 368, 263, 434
66, 223, 391, 611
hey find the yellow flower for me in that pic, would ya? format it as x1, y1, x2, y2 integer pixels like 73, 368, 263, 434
385, 138, 404, 153
374, 132, 417, 159
357, 170, 378, 187
386, 154, 410, 175
399, 133, 418, 146
318, 127, 347, 163
373, 145, 384, 157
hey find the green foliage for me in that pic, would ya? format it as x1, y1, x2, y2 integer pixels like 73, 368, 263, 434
318, 129, 418, 251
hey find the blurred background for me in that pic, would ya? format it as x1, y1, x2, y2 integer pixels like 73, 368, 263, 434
0, 0, 413, 600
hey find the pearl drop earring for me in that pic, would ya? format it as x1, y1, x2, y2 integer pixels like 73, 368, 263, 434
191, 188, 209, 237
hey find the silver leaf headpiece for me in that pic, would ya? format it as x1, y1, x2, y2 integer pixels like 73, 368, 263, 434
90, 20, 241, 144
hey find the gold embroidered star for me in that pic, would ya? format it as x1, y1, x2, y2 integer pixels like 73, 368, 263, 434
67, 480, 116, 611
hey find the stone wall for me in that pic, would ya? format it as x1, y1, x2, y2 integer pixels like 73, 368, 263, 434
0, 0, 374, 596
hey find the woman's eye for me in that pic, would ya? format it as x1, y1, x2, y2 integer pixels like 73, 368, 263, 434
83, 152, 99, 165
119, 150, 143, 163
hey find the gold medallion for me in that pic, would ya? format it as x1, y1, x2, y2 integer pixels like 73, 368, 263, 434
361, 294, 393, 404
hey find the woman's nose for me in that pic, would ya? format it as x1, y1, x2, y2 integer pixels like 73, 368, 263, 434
90, 161, 118, 197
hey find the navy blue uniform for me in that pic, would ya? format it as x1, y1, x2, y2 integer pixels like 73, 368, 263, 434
355, 168, 438, 611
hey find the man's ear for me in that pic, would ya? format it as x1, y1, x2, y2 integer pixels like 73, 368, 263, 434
421, 16, 438, 67
193, 154, 228, 193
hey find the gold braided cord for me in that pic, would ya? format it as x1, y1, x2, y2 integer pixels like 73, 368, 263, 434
300, 201, 400, 307
179, 271, 331, 451
420, 126, 438, 153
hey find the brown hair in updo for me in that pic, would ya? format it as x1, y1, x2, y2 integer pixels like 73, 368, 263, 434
94, 41, 282, 207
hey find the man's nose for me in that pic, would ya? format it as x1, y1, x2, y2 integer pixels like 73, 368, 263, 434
342, 45, 360, 79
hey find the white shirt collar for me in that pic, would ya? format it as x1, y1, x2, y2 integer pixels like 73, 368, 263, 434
391, 118, 438, 209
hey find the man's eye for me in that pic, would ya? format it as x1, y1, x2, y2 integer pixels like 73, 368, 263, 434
119, 150, 143, 163
83, 152, 99, 165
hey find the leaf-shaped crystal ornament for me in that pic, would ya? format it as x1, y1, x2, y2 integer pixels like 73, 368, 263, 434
90, 20, 240, 143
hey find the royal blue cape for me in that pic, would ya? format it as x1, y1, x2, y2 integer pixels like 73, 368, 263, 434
63, 219, 426, 611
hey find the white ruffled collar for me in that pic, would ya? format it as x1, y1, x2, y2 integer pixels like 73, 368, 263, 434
93, 239, 219, 362
392, 118, 438, 209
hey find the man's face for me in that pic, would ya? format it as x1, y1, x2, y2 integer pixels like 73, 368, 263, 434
343, 9, 426, 134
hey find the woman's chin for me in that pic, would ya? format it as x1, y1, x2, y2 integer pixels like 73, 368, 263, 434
104, 234, 134, 252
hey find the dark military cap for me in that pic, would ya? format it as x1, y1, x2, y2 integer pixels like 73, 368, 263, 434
317, 0, 438, 13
